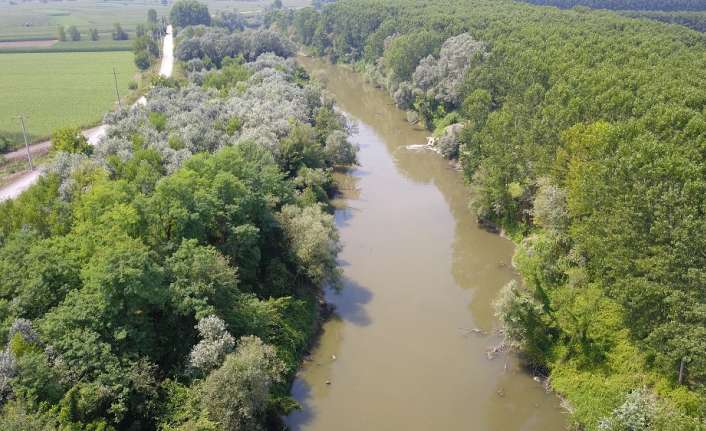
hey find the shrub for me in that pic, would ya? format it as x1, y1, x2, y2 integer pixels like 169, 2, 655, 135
189, 316, 235, 373
51, 127, 91, 155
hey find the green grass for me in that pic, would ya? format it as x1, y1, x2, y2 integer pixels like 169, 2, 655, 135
0, 51, 137, 146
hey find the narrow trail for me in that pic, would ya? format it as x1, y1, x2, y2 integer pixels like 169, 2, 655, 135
0, 25, 174, 203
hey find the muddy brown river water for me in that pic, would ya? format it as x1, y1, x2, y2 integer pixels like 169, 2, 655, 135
285, 57, 567, 430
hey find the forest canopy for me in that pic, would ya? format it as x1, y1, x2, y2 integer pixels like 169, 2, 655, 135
0, 22, 356, 430
519, 0, 706, 11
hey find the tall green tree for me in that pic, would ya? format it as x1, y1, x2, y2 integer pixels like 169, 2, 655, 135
170, 0, 211, 27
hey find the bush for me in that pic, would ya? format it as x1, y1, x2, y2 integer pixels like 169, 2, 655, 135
51, 127, 91, 155
57, 25, 66, 42
112, 23, 128, 41
134, 50, 151, 70
67, 26, 80, 42
148, 112, 167, 131
189, 316, 235, 373
0, 135, 11, 153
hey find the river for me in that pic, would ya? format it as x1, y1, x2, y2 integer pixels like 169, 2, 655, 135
286, 57, 567, 430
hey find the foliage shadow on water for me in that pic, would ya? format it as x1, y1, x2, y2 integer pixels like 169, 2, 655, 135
333, 206, 360, 229
286, 377, 315, 428
325, 277, 373, 327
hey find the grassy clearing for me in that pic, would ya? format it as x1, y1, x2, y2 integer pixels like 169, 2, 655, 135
0, 51, 137, 147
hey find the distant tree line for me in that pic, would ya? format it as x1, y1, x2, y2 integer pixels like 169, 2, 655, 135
620, 10, 706, 31
56, 23, 135, 43
521, 0, 706, 11
56, 25, 86, 42
133, 8, 165, 70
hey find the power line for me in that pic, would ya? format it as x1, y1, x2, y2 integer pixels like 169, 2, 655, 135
15, 115, 34, 171
112, 66, 123, 109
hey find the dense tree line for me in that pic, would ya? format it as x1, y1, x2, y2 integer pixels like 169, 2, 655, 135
133, 9, 166, 70
520, 0, 706, 11
0, 22, 356, 429
620, 10, 706, 31
170, 0, 212, 28
176, 26, 294, 67
280, 1, 706, 430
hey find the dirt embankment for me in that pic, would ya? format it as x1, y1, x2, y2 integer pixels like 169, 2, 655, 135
0, 39, 57, 49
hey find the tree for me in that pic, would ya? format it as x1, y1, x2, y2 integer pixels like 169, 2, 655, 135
67, 26, 80, 42
148, 8, 158, 24
57, 25, 66, 42
411, 33, 485, 107
383, 31, 443, 81
189, 316, 235, 372
170, 0, 211, 28
88, 28, 99, 41
112, 23, 128, 40
293, 7, 318, 45
324, 130, 358, 165
213, 10, 245, 32
166, 239, 239, 319
51, 127, 91, 155
200, 336, 284, 431
531, 177, 568, 233
276, 204, 341, 286
134, 35, 159, 58
134, 50, 151, 70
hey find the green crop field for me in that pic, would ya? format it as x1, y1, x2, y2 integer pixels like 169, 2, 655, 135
0, 51, 137, 146
0, 0, 310, 41
0, 0, 170, 41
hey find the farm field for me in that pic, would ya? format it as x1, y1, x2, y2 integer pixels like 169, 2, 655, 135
0, 0, 310, 41
0, 51, 136, 146
0, 0, 169, 40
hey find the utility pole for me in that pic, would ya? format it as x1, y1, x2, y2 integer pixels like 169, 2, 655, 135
112, 67, 123, 109
678, 357, 687, 385
16, 115, 33, 171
